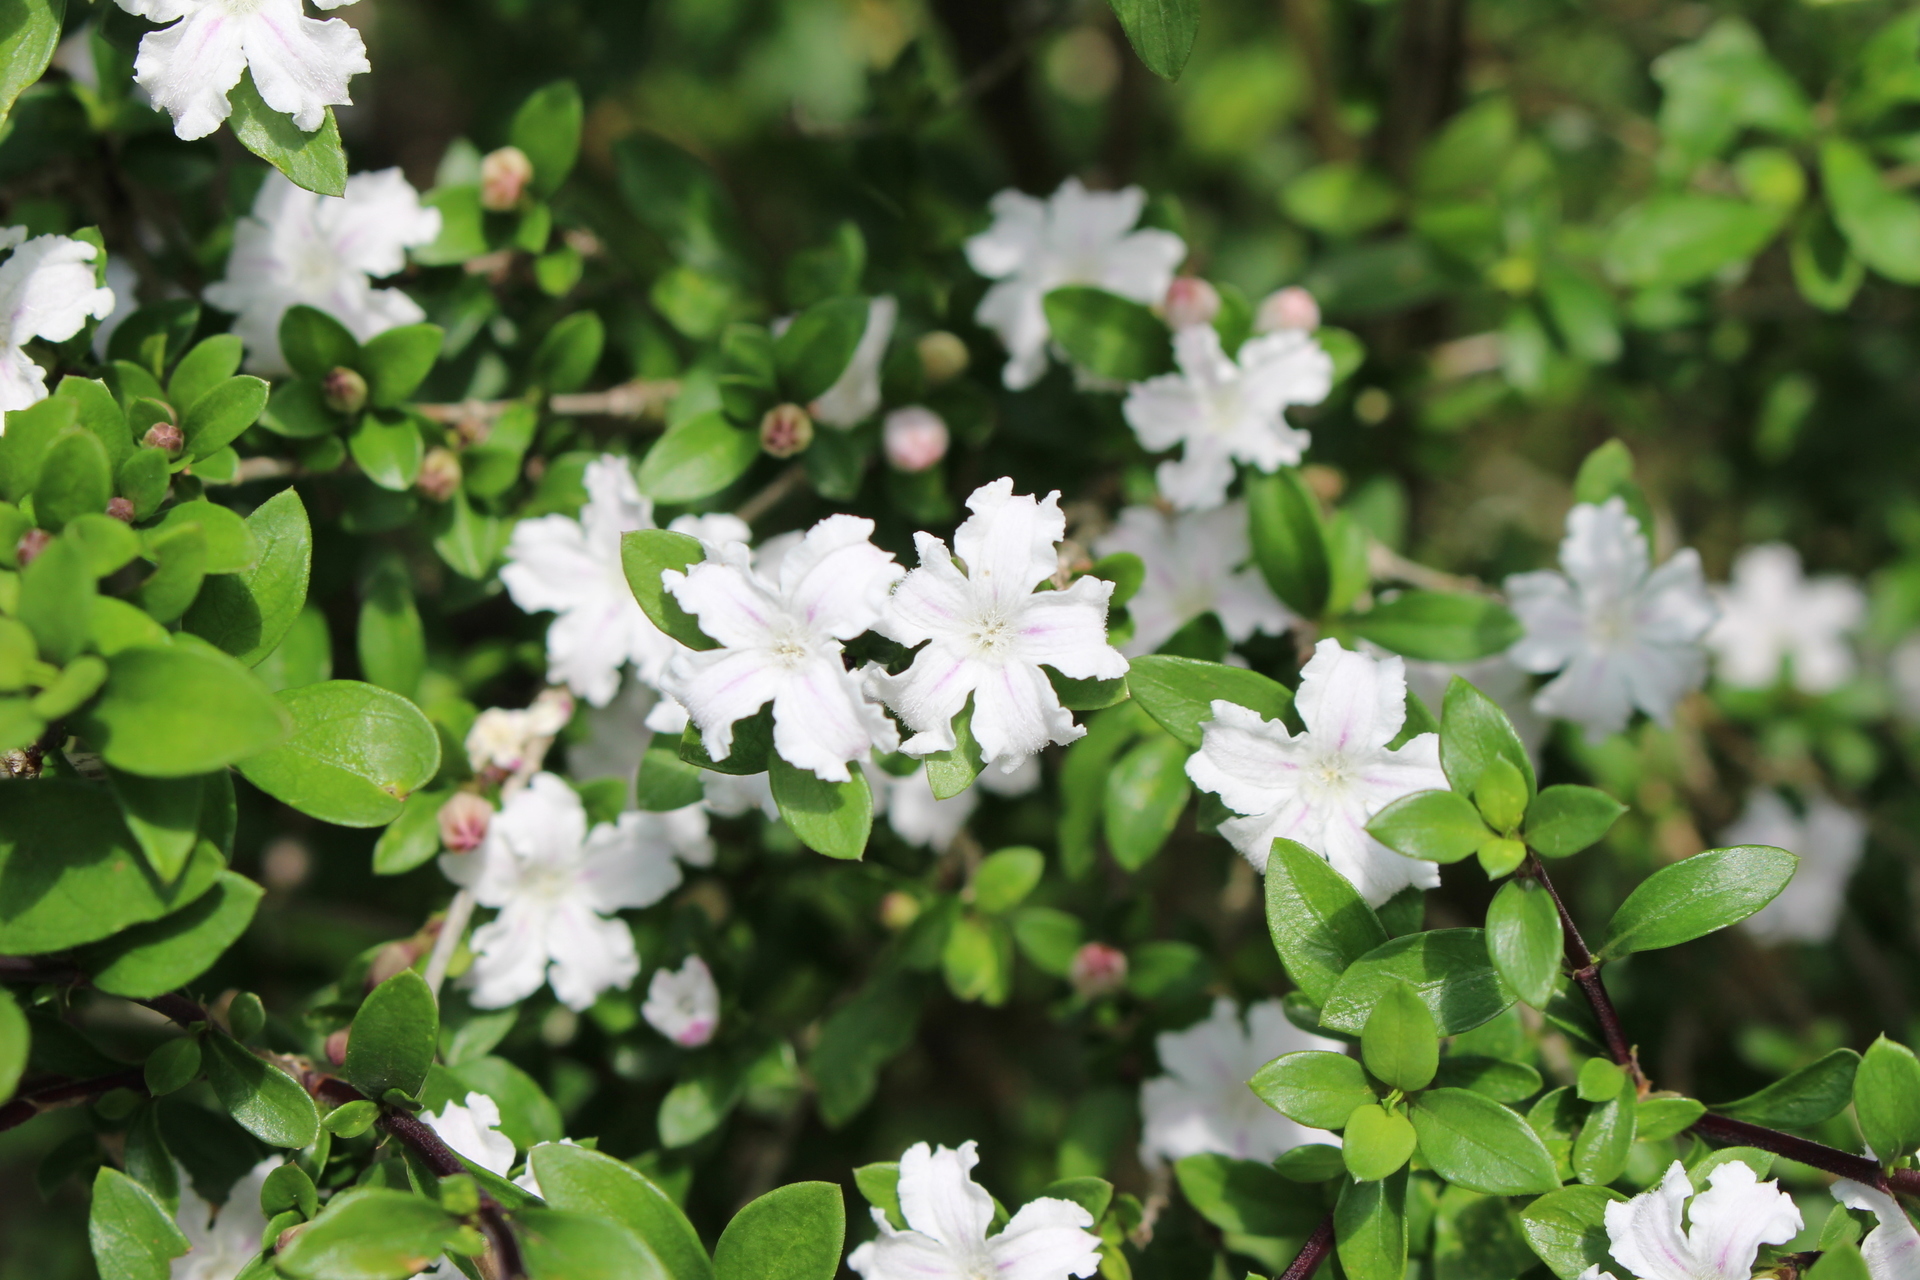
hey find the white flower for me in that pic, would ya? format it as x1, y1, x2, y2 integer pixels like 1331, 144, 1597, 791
1720, 789, 1864, 945
810, 296, 896, 428
703, 770, 781, 821
1094, 502, 1293, 656
965, 178, 1186, 391
867, 762, 977, 852
171, 1157, 275, 1280
869, 478, 1128, 773
664, 515, 903, 782
203, 169, 440, 376
1579, 1160, 1800, 1280
847, 1141, 1102, 1280
466, 689, 575, 776
1140, 998, 1343, 1167
1506, 499, 1717, 742
441, 773, 697, 1011
641, 955, 720, 1047
420, 1092, 516, 1177
1122, 326, 1330, 512
501, 456, 685, 709
1186, 639, 1448, 905
1707, 543, 1865, 694
117, 0, 368, 142
1401, 654, 1549, 763
1832, 1180, 1920, 1280
0, 229, 117, 414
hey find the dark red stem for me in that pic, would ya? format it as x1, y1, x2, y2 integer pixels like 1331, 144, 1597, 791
0, 1069, 148, 1133
1278, 1213, 1337, 1280
1526, 854, 1639, 1077
1689, 1114, 1920, 1198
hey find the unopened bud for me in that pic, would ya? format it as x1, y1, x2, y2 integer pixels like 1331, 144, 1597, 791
916, 330, 970, 385
1256, 285, 1320, 333
417, 447, 463, 503
365, 942, 415, 990
106, 497, 135, 522
882, 406, 949, 473
15, 528, 50, 566
480, 146, 535, 212
322, 366, 368, 415
276, 1224, 309, 1254
324, 1028, 350, 1066
142, 422, 184, 455
438, 792, 494, 853
1162, 276, 1221, 330
878, 891, 922, 932
759, 403, 814, 458
1069, 941, 1129, 999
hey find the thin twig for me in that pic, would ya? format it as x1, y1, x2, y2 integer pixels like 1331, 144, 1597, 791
734, 462, 809, 526
1278, 1213, 1338, 1280
422, 891, 476, 1002
1526, 854, 1641, 1081
1690, 1114, 1920, 1198
0, 1069, 148, 1133
1367, 541, 1499, 597
415, 379, 679, 427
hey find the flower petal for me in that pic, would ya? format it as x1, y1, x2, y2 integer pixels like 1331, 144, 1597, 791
952, 479, 1063, 607
133, 6, 248, 140
1294, 639, 1405, 753
1602, 1162, 1706, 1280
987, 1198, 1101, 1280
240, 3, 369, 134
896, 1142, 995, 1253
1685, 1160, 1801, 1280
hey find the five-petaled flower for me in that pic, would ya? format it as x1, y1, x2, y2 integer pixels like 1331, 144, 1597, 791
664, 514, 903, 782
1186, 639, 1448, 905
203, 169, 441, 376
642, 955, 721, 1047
116, 0, 369, 142
1578, 1160, 1800, 1280
0, 229, 117, 414
1095, 502, 1293, 656
1122, 324, 1331, 512
1707, 542, 1865, 694
441, 773, 704, 1011
965, 178, 1186, 391
869, 478, 1128, 774
847, 1141, 1102, 1280
1138, 997, 1342, 1167
1505, 498, 1717, 742
1831, 1179, 1920, 1280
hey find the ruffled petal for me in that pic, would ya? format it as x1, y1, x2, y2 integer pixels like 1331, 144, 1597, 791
952, 479, 1064, 606
1123, 372, 1211, 453
1504, 569, 1587, 674
1294, 639, 1406, 753
897, 1142, 995, 1254
133, 5, 248, 140
970, 658, 1081, 767
1833, 1179, 1920, 1280
988, 1198, 1102, 1280
770, 656, 891, 782
1008, 579, 1125, 679
869, 650, 977, 750
664, 553, 783, 650
874, 536, 975, 649
1602, 1162, 1706, 1280
663, 646, 783, 764
543, 903, 640, 1012
466, 902, 555, 1009
240, 2, 368, 134
578, 816, 687, 912
779, 514, 902, 640
1186, 700, 1302, 821
1683, 1160, 1801, 1280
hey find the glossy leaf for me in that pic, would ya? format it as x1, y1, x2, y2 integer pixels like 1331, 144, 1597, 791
1102, 733, 1191, 870
510, 80, 585, 197
1246, 467, 1331, 617
346, 970, 438, 1100
1361, 981, 1439, 1092
1524, 786, 1627, 859
227, 71, 348, 198
636, 411, 760, 504
1366, 789, 1490, 864
1172, 1154, 1325, 1237
79, 872, 263, 999
275, 1188, 465, 1280
1343, 1104, 1418, 1181
1854, 1036, 1920, 1163
1714, 1047, 1860, 1129
1320, 929, 1517, 1036
1335, 1169, 1407, 1280
530, 1144, 714, 1280
236, 681, 443, 827
1042, 286, 1172, 382
519, 1208, 668, 1280
1486, 878, 1563, 1009
1572, 1079, 1636, 1187
712, 1181, 844, 1280
83, 644, 290, 777
1126, 654, 1294, 749
0, 0, 65, 130
1408, 1088, 1560, 1195
360, 326, 444, 409
1107, 0, 1199, 81
89, 1167, 188, 1280
768, 756, 872, 860
181, 487, 313, 666
201, 1032, 320, 1149
1519, 1185, 1626, 1280
1250, 1050, 1376, 1130
1599, 845, 1798, 957
1265, 838, 1390, 1005
0, 987, 25, 1103
180, 376, 269, 460
1349, 591, 1522, 662
1440, 676, 1536, 799
621, 529, 717, 650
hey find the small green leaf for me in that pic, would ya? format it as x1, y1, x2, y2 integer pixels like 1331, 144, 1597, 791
1344, 1104, 1418, 1181
1600, 845, 1798, 957
1350, 592, 1522, 662
181, 377, 269, 461
143, 1039, 201, 1098
227, 71, 348, 198
1409, 1088, 1560, 1195
530, 1143, 714, 1280
1823, 138, 1920, 285
280, 306, 362, 383
1265, 838, 1390, 1006
531, 311, 605, 393
1320, 929, 1517, 1036
0, 987, 26, 1103
167, 336, 244, 414
1433, 1056, 1543, 1103
1605, 192, 1784, 289
1335, 1169, 1407, 1280
769, 756, 872, 860
942, 914, 1012, 1005
1855, 1036, 1920, 1164
82, 644, 291, 777
1486, 879, 1562, 1009
359, 326, 444, 409
1440, 677, 1536, 799
1714, 1048, 1861, 1129
634, 741, 707, 812
1473, 755, 1528, 832
712, 1181, 844, 1280
147, 500, 259, 575
346, 970, 438, 1101
34, 429, 113, 532
349, 413, 426, 491
1524, 786, 1627, 858
1106, 0, 1199, 80
357, 561, 426, 698
0, 0, 66, 131
510, 80, 586, 197
235, 680, 443, 826
1248, 1050, 1377, 1130
89, 1167, 189, 1280
1361, 982, 1439, 1092
1519, 1185, 1626, 1280
1366, 789, 1491, 864
1808, 1242, 1874, 1280
1127, 654, 1295, 749
202, 1032, 319, 1149
679, 706, 773, 775
1246, 467, 1331, 618
1173, 1154, 1323, 1236
1573, 1079, 1635, 1186
924, 702, 986, 800
775, 296, 870, 404
518, 1208, 665, 1280
1635, 1096, 1706, 1141
1042, 286, 1173, 382
1102, 733, 1191, 871
78, 872, 263, 999
620, 529, 717, 650
182, 487, 313, 667
275, 1188, 464, 1280
971, 847, 1045, 914
371, 788, 448, 875
637, 411, 760, 504
1576, 1059, 1626, 1103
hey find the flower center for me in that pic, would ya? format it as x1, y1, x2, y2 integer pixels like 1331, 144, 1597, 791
964, 609, 1015, 660
220, 0, 269, 12
1300, 750, 1358, 803
291, 237, 341, 291
518, 858, 577, 902
765, 623, 815, 669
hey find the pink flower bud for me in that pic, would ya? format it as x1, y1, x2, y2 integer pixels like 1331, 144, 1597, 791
1069, 942, 1129, 999
1162, 277, 1221, 330
417, 447, 463, 503
142, 422, 184, 455
480, 146, 536, 213
759, 403, 814, 458
1256, 286, 1321, 334
106, 497, 135, 522
365, 942, 416, 989
325, 1028, 350, 1066
322, 366, 368, 415
438, 792, 493, 853
882, 406, 949, 473
14, 528, 50, 567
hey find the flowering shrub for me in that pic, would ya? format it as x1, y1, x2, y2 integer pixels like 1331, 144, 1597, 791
3, 2, 1920, 1280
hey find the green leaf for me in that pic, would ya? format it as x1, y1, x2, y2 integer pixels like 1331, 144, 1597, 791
167, 336, 244, 414
530, 1144, 714, 1280
634, 740, 707, 812
371, 787, 447, 875
510, 80, 585, 197
810, 971, 922, 1126
275, 1188, 465, 1280
83, 644, 290, 776
1714, 1047, 1861, 1129
942, 913, 1012, 1005
1440, 676, 1536, 799
1102, 733, 1191, 871
713, 1182, 844, 1280
360, 326, 444, 409
1246, 467, 1331, 617
227, 71, 347, 198
532, 312, 605, 393
1366, 789, 1491, 864
0, 0, 65, 130
349, 413, 426, 491
346, 970, 438, 1100
517, 1208, 666, 1280
1433, 1055, 1542, 1103
89, 1167, 188, 1280
357, 562, 426, 698
768, 756, 872, 860
34, 429, 112, 532
134, 522, 207, 626
1010, 906, 1082, 976
1523, 786, 1626, 859
1809, 1244, 1874, 1280
1473, 754, 1528, 832
1047, 668, 1129, 711
637, 411, 760, 504
775, 296, 870, 404
181, 377, 269, 461
454, 1054, 564, 1148
201, 1032, 319, 1148
1518, 1185, 1626, 1280
1855, 1036, 1920, 1163
679, 706, 773, 775
971, 846, 1044, 914
1248, 1050, 1376, 1129
1486, 879, 1562, 1009
0, 987, 26, 1103
17, 533, 96, 663
1409, 1088, 1560, 1195
1335, 1169, 1407, 1280
1349, 592, 1522, 662
1319, 929, 1517, 1037
925, 703, 986, 800
1265, 838, 1390, 1005
1822, 139, 1920, 285
1635, 1096, 1706, 1141
1604, 193, 1784, 289
1042, 286, 1173, 382
620, 529, 717, 650
148, 500, 259, 575
280, 306, 361, 382
144, 1038, 201, 1098
1344, 1104, 1418, 1181
78, 871, 262, 999
1127, 655, 1294, 749
181, 488, 312, 666
1361, 982, 1439, 1091
117, 448, 169, 520
1600, 845, 1798, 957
1790, 206, 1865, 312
235, 680, 443, 826
1173, 1155, 1325, 1238
1107, 0, 1199, 80
1573, 1079, 1636, 1186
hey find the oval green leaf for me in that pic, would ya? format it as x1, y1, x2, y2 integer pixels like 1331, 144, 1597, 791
235, 680, 443, 827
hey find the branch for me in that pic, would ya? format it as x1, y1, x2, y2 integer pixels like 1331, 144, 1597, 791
0, 1069, 147, 1134
1366, 541, 1499, 597
1278, 1213, 1337, 1280
734, 462, 809, 526
1525, 854, 1640, 1080
414, 378, 680, 427
1689, 1114, 1920, 1199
